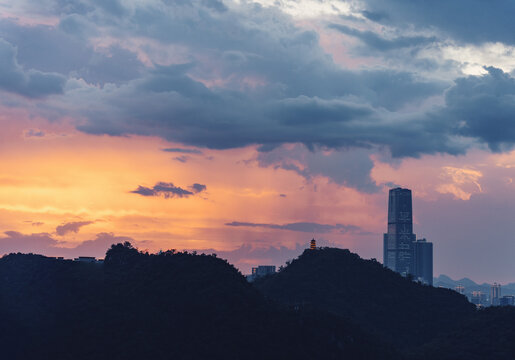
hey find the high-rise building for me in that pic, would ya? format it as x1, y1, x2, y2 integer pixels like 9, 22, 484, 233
414, 238, 433, 285
383, 188, 417, 276
500, 295, 515, 306
491, 283, 501, 306
246, 265, 276, 282
383, 188, 433, 283
470, 291, 487, 308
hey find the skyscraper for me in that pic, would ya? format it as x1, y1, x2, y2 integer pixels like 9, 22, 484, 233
413, 238, 433, 285
491, 283, 501, 306
383, 188, 416, 276
383, 187, 433, 283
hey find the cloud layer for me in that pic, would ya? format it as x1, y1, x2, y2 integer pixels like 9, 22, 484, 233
226, 221, 362, 234
1, 0, 515, 193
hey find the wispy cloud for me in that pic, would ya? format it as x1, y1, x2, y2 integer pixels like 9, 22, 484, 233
225, 221, 362, 234
162, 148, 203, 155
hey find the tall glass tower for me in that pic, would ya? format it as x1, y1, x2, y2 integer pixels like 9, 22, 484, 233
383, 188, 416, 276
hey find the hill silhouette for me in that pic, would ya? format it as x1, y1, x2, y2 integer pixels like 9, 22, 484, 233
0, 243, 398, 360
413, 306, 515, 360
253, 247, 476, 350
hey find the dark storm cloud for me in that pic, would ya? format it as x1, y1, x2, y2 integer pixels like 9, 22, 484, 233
439, 67, 515, 152
225, 221, 361, 234
131, 182, 206, 199
56, 221, 94, 236
361, 0, 515, 45
73, 64, 451, 158
0, 39, 66, 98
4, 0, 515, 192
3, 1, 448, 158
329, 24, 436, 51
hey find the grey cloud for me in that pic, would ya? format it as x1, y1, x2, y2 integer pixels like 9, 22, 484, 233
225, 221, 361, 234
190, 183, 207, 193
131, 181, 206, 199
162, 148, 203, 154
329, 24, 436, 51
174, 156, 189, 163
73, 64, 449, 158
5, 0, 515, 193
362, 0, 515, 45
56, 221, 94, 236
92, 0, 126, 16
24, 129, 46, 138
200, 0, 228, 12
0, 19, 144, 85
440, 67, 515, 152
257, 145, 379, 192
4, 1, 447, 161
0, 39, 66, 98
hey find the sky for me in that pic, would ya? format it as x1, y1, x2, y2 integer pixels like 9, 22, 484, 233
1, 0, 515, 282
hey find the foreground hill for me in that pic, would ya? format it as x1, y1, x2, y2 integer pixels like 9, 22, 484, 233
0, 243, 398, 360
254, 247, 476, 350
413, 306, 515, 360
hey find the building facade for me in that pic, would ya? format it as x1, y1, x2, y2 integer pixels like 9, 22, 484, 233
414, 239, 433, 285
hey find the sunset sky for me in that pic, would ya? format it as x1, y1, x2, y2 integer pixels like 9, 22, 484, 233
1, 0, 515, 282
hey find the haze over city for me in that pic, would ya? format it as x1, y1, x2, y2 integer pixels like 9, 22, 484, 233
1, 0, 515, 284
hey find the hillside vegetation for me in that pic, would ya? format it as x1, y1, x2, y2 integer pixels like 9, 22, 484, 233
0, 243, 398, 360
254, 247, 476, 349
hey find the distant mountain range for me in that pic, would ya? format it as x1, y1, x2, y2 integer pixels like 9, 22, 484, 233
434, 274, 515, 296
